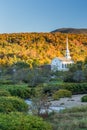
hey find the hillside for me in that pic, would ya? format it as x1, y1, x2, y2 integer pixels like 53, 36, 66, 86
0, 32, 87, 67
52, 28, 87, 34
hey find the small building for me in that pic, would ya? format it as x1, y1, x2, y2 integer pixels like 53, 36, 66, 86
51, 37, 74, 71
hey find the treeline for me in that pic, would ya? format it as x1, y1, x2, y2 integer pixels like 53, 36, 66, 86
0, 32, 87, 67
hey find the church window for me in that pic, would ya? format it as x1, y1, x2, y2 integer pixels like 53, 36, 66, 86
62, 64, 64, 68
65, 64, 67, 68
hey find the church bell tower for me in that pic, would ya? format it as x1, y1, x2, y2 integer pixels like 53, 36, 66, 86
65, 36, 71, 59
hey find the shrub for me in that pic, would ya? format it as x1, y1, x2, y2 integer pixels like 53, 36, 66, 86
81, 95, 87, 102
0, 112, 52, 130
0, 80, 13, 85
62, 83, 87, 94
0, 90, 11, 96
0, 96, 28, 113
0, 85, 33, 99
42, 83, 87, 96
53, 89, 72, 100
43, 86, 60, 96
8, 87, 32, 99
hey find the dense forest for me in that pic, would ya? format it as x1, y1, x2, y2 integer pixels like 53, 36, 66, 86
0, 32, 87, 67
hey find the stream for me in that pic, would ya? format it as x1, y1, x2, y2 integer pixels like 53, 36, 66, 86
25, 99, 65, 113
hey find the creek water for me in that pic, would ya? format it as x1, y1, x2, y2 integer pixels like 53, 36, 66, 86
25, 99, 65, 113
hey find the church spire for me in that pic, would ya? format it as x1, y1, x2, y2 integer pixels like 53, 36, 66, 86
65, 36, 71, 59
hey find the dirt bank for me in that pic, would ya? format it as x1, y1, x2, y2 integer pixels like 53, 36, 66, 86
51, 94, 87, 108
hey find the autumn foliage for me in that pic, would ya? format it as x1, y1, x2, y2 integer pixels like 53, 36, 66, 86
0, 32, 87, 67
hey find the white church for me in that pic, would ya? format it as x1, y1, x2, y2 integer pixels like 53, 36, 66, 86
51, 37, 74, 71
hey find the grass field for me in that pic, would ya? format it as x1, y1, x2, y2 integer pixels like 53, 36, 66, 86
47, 105, 87, 130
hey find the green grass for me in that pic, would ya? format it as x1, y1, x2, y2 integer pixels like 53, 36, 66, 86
46, 105, 87, 130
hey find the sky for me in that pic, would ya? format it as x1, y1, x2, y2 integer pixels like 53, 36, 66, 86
0, 0, 87, 33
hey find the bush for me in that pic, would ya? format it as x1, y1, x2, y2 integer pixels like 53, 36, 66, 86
0, 112, 52, 130
0, 80, 13, 85
8, 87, 32, 99
81, 95, 87, 102
62, 83, 87, 94
41, 83, 87, 96
0, 96, 28, 113
0, 85, 33, 99
53, 89, 72, 100
43, 86, 60, 96
0, 90, 11, 96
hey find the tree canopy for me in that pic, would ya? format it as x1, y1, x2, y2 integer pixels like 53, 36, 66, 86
0, 32, 87, 67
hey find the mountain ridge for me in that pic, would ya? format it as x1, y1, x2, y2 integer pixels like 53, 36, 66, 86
51, 28, 87, 34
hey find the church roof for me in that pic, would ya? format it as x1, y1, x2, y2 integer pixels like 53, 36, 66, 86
57, 57, 73, 62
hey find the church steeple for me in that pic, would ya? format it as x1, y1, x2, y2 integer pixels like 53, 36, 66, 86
65, 36, 71, 59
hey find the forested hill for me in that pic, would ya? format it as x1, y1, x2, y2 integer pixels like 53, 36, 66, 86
0, 32, 87, 67
52, 28, 87, 34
